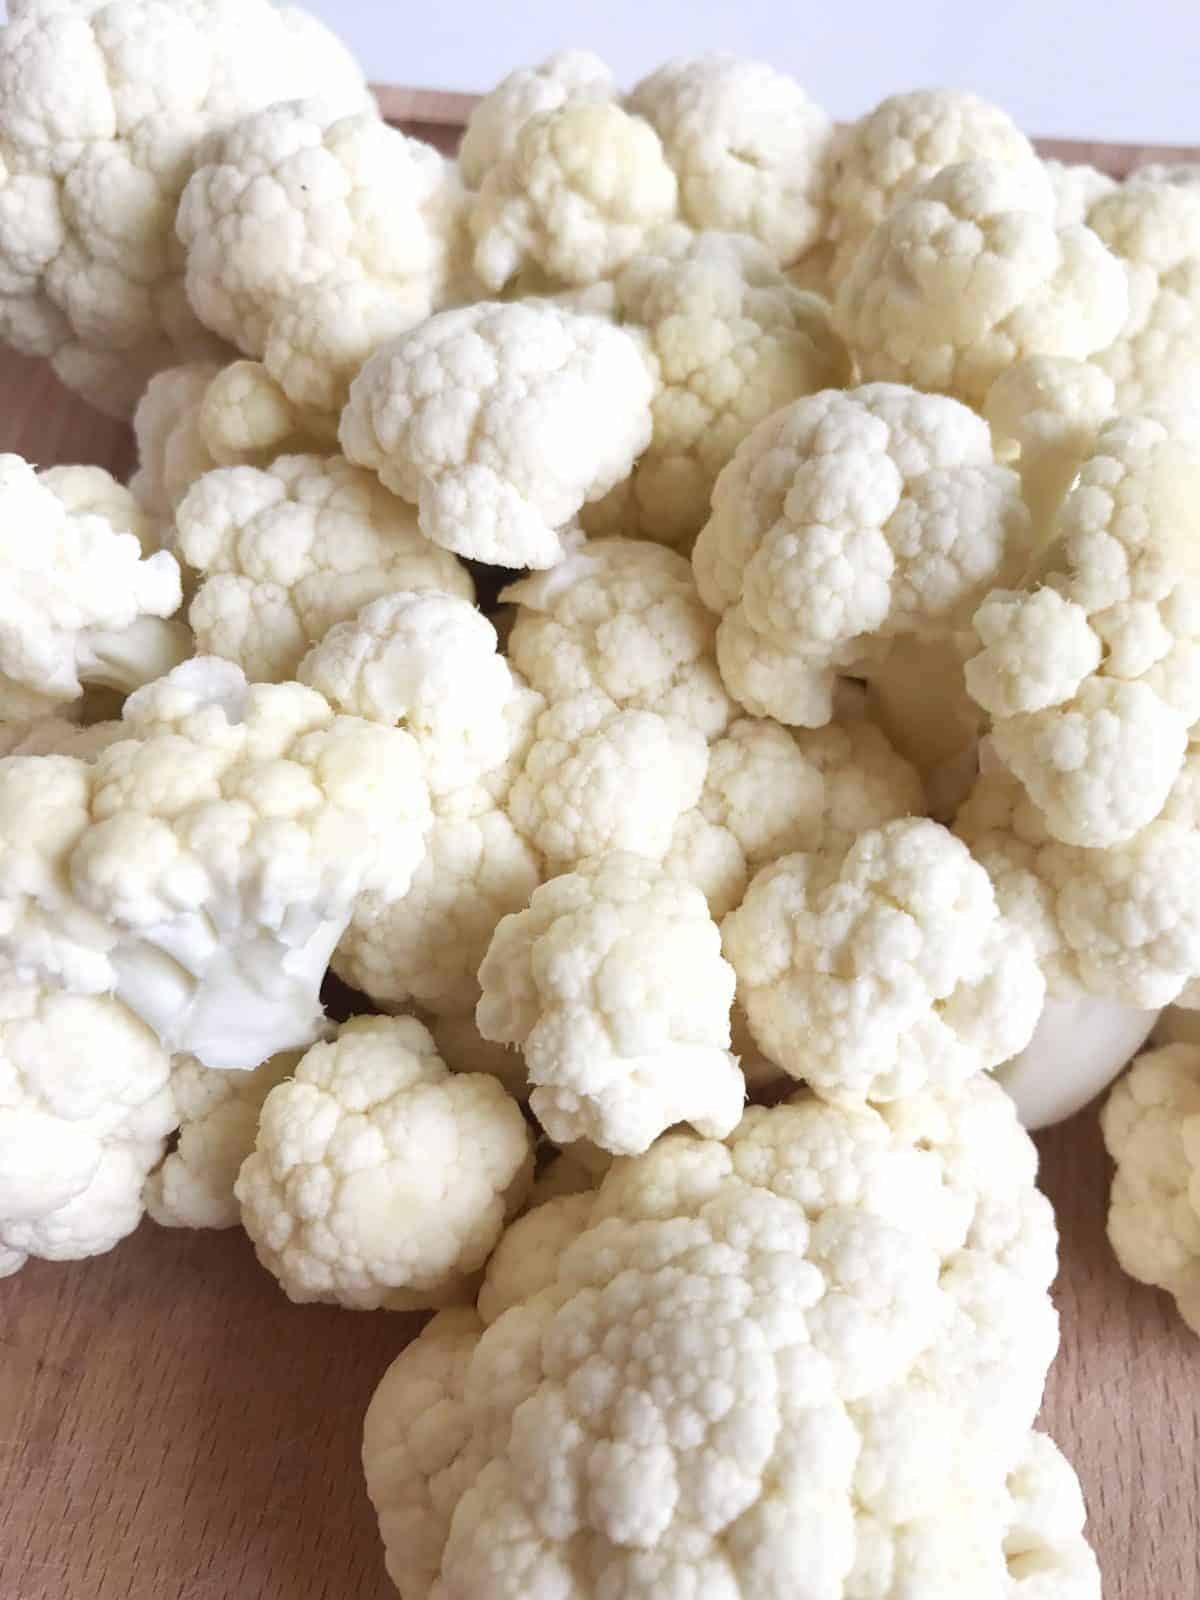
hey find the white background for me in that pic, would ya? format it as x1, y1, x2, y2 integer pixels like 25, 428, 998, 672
310, 0, 1197, 144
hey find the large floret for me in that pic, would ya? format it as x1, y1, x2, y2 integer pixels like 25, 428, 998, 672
580, 227, 850, 548
235, 1014, 532, 1309
0, 453, 189, 719
0, 980, 174, 1275
628, 52, 834, 262
364, 1073, 1093, 1599
175, 453, 469, 683
1101, 1042, 1200, 1334
833, 161, 1128, 409
0, 0, 368, 415
723, 817, 1044, 1103
0, 657, 432, 1068
458, 51, 615, 190
692, 383, 1031, 728
340, 301, 654, 569
476, 851, 742, 1154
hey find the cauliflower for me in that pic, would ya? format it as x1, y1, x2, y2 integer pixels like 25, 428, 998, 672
833, 161, 1129, 410
1042, 158, 1118, 227
457, 50, 615, 190
664, 711, 925, 918
627, 52, 834, 263
0, 657, 432, 1068
340, 302, 654, 570
827, 88, 1039, 279
0, 980, 174, 1275
0, 453, 189, 719
579, 227, 851, 548
131, 360, 328, 520
502, 535, 735, 740
235, 1014, 532, 1309
467, 102, 678, 292
692, 383, 1031, 728
1086, 177, 1200, 411
966, 411, 1200, 846
178, 99, 461, 360
364, 1074, 1095, 1599
143, 1050, 298, 1228
1101, 1042, 1200, 1334
175, 453, 470, 683
476, 852, 742, 1154
0, 0, 368, 415
507, 691, 707, 871
0, 715, 124, 760
723, 817, 1045, 1103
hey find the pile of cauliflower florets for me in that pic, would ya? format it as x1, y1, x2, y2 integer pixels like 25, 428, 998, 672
4, 4, 1200, 1592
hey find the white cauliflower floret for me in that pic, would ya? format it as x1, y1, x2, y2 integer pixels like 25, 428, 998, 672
476, 1190, 598, 1329
579, 227, 850, 548
476, 852, 742, 1155
967, 411, 1200, 846
1101, 1042, 1200, 1334
0, 981, 174, 1275
833, 161, 1129, 410
692, 383, 1031, 728
0, 657, 432, 1068
723, 817, 1044, 1103
0, 0, 368, 415
340, 301, 654, 569
143, 1050, 297, 1229
458, 51, 615, 190
1086, 177, 1200, 411
1042, 158, 1118, 227
235, 1015, 532, 1309
827, 88, 1040, 279
507, 690, 707, 870
665, 712, 925, 918
365, 1074, 1089, 1598
178, 99, 459, 359
175, 453, 470, 683
298, 591, 515, 798
628, 52, 834, 263
467, 101, 677, 291
0, 453, 189, 718
502, 535, 735, 739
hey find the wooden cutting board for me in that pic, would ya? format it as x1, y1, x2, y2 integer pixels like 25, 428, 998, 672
1, 89, 1198, 1600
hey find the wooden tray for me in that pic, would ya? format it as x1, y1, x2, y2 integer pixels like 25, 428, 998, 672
1, 87, 1198, 1600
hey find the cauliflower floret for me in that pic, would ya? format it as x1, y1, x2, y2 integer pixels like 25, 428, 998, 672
723, 817, 1045, 1103
0, 981, 174, 1275
502, 535, 735, 739
664, 712, 925, 918
175, 453, 469, 683
579, 227, 850, 548
0, 453, 189, 718
0, 715, 124, 760
692, 383, 1031, 728
1101, 1042, 1200, 1334
458, 50, 615, 190
467, 101, 677, 292
507, 690, 707, 870
143, 1050, 297, 1229
966, 411, 1200, 846
1041, 158, 1118, 227
366, 1074, 1088, 1598
476, 852, 742, 1155
178, 99, 460, 359
340, 301, 654, 569
628, 52, 834, 263
827, 88, 1040, 279
235, 1014, 532, 1309
1001, 1432, 1103, 1596
833, 161, 1129, 410
0, 657, 433, 1068
0, 0, 368, 415
1086, 177, 1200, 411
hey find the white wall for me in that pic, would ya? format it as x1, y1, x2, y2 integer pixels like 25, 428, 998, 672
0, 1, 1194, 144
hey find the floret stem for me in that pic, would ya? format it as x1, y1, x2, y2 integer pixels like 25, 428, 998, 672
76, 618, 193, 695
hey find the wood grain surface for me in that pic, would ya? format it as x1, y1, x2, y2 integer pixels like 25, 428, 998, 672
1, 94, 1198, 1600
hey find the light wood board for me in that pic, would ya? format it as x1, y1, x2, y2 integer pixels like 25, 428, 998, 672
1, 92, 1199, 1600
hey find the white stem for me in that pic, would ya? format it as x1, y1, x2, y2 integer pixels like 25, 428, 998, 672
995, 994, 1160, 1130
76, 617, 192, 694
